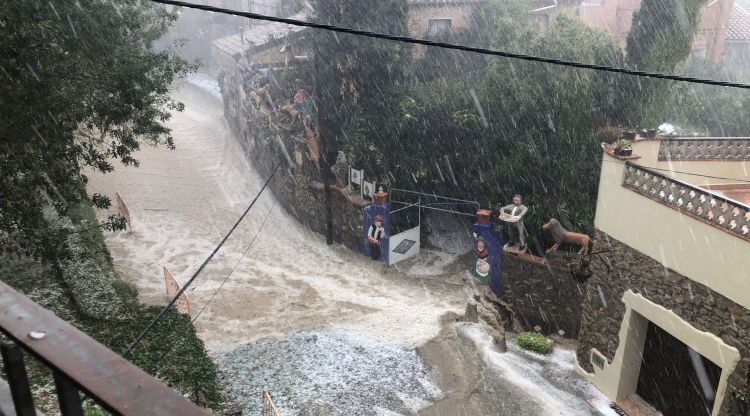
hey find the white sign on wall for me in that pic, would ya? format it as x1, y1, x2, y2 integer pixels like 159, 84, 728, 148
362, 180, 375, 201
349, 166, 363, 186
388, 225, 421, 265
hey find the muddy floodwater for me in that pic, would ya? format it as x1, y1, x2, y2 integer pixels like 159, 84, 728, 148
87, 79, 617, 415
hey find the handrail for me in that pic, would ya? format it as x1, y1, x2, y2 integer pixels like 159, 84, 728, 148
658, 137, 750, 161
622, 162, 750, 241
0, 280, 210, 416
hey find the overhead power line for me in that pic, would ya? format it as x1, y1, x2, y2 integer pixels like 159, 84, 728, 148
122, 159, 283, 357
190, 198, 278, 324
601, 158, 750, 184
151, 0, 750, 90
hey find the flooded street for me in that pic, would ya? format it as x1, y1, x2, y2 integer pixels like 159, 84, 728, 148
87, 81, 615, 415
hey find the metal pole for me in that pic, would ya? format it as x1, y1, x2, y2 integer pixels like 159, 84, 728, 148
1, 342, 36, 416
53, 372, 83, 416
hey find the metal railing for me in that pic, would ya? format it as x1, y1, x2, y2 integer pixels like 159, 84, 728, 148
0, 280, 210, 416
622, 162, 750, 241
658, 137, 750, 161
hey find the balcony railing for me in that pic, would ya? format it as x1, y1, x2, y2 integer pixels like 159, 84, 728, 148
0, 280, 210, 416
658, 137, 750, 161
622, 162, 750, 242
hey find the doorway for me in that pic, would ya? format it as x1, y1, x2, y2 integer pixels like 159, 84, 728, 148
636, 321, 722, 416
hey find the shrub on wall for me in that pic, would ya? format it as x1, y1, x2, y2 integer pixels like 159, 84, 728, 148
516, 332, 554, 354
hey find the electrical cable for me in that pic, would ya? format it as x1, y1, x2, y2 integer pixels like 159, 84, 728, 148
121, 159, 283, 357
190, 198, 278, 324
151, 0, 750, 90
601, 158, 750, 184
139, 198, 280, 382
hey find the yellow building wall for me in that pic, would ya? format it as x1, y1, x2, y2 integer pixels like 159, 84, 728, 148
595, 151, 750, 310
577, 290, 741, 416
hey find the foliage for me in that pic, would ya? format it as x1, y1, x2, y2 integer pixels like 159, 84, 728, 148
568, 257, 593, 284
301, 0, 709, 255
624, 0, 707, 124
595, 126, 624, 145
0, 0, 194, 262
0, 201, 223, 412
308, 0, 411, 178
613, 139, 633, 154
516, 331, 554, 354
387, 11, 626, 252
665, 56, 750, 136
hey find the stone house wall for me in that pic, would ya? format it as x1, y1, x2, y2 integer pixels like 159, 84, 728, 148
408, 3, 477, 58
501, 253, 584, 337
577, 229, 750, 415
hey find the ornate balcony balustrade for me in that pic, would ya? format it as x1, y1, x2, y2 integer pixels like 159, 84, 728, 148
658, 137, 750, 161
623, 162, 750, 242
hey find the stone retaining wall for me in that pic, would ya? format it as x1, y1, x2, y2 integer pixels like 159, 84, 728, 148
500, 252, 584, 338
577, 229, 750, 416
219, 66, 364, 252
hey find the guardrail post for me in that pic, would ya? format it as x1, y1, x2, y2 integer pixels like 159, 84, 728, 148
1, 342, 37, 416
53, 372, 83, 416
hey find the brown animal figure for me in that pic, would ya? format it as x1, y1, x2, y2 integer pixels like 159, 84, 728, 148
542, 218, 592, 255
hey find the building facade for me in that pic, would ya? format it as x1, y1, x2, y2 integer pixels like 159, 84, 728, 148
578, 0, 735, 63
577, 136, 750, 415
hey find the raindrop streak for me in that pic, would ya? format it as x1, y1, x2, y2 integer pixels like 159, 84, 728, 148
444, 155, 458, 186
435, 162, 445, 183
25, 63, 40, 82
469, 88, 489, 128
597, 286, 607, 308
687, 348, 715, 401
48, 2, 61, 19
67, 14, 78, 38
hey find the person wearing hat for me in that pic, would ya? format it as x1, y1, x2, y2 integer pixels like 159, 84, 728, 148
367, 215, 386, 260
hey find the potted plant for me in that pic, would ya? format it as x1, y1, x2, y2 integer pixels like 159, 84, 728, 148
647, 128, 658, 139
730, 386, 749, 415
568, 257, 592, 283
613, 139, 633, 157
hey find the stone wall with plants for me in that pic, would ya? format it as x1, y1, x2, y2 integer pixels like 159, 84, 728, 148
577, 229, 750, 416
501, 253, 584, 337
219, 66, 366, 252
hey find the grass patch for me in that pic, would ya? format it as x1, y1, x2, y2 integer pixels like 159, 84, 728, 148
516, 332, 554, 355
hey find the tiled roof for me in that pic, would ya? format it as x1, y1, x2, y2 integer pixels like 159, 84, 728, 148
213, 12, 307, 57
727, 3, 750, 42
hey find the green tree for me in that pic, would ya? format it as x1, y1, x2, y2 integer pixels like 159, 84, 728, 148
666, 56, 750, 136
0, 0, 194, 260
309, 0, 411, 179
625, 0, 707, 124
389, 11, 627, 253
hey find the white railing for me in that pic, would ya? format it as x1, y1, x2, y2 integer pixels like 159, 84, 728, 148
622, 162, 750, 242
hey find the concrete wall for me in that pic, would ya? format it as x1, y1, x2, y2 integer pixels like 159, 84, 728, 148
576, 229, 750, 416
595, 151, 750, 310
